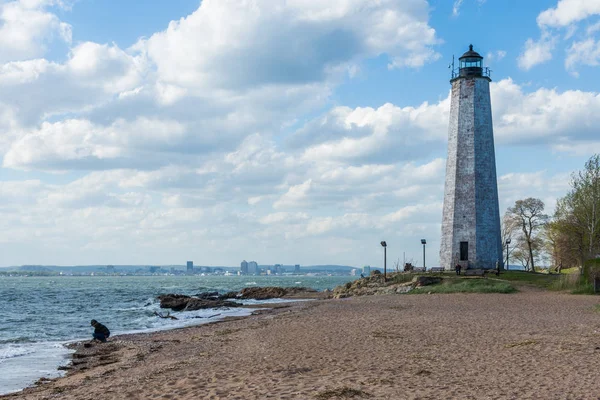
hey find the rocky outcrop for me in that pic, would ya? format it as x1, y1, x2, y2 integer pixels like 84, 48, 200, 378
238, 287, 287, 299
331, 273, 443, 298
157, 294, 241, 311
158, 287, 320, 311
184, 298, 241, 311
237, 286, 317, 300
194, 291, 220, 299
157, 294, 190, 311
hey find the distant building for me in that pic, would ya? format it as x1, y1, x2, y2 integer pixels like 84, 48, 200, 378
248, 261, 258, 275
351, 269, 358, 276
294, 264, 300, 273
240, 260, 248, 274
362, 266, 371, 275
186, 261, 194, 274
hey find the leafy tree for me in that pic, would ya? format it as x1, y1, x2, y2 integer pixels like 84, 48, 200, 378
505, 198, 549, 271
543, 220, 579, 272
568, 155, 600, 260
552, 155, 600, 274
552, 197, 586, 272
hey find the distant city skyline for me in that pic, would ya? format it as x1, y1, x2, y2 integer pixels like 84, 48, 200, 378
0, 263, 369, 277
0, 1, 598, 268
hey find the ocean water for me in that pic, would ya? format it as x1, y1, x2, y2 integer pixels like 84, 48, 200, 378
0, 275, 355, 395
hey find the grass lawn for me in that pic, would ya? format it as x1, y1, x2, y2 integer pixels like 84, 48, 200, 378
410, 277, 517, 294
384, 270, 597, 295
495, 270, 560, 289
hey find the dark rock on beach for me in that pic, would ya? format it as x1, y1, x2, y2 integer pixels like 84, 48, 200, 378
238, 287, 287, 300
157, 294, 241, 311
194, 291, 220, 300
157, 294, 190, 311
220, 291, 240, 299
59, 341, 123, 374
237, 286, 318, 300
158, 287, 321, 311
184, 298, 241, 311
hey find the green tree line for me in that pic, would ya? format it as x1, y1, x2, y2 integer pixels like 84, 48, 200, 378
504, 155, 600, 277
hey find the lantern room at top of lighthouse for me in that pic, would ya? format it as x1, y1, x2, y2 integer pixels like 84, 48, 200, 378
455, 44, 490, 80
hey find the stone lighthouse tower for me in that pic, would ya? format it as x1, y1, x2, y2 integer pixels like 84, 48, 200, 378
439, 45, 502, 270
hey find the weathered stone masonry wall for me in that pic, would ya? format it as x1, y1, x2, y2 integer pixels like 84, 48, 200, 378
440, 76, 502, 269
439, 82, 460, 269
474, 79, 503, 268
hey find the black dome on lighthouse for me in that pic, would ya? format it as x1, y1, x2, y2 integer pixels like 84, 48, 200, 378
459, 44, 482, 60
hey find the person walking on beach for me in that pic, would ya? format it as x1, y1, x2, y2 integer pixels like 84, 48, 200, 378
455, 263, 462, 276
90, 319, 110, 343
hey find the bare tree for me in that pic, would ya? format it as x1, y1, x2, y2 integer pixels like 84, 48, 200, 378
543, 218, 581, 273
393, 258, 401, 272
543, 221, 562, 272
511, 236, 543, 271
501, 213, 517, 268
505, 198, 549, 272
512, 243, 531, 270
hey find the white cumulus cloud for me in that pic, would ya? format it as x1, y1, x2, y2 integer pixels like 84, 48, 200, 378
517, 35, 555, 70
0, 0, 72, 62
144, 0, 440, 90
537, 0, 600, 28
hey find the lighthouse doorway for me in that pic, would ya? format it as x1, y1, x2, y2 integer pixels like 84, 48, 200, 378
460, 241, 469, 261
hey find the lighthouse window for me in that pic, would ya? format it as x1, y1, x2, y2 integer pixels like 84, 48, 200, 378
461, 59, 482, 68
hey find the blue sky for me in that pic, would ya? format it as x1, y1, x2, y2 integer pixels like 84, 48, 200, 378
1, 0, 600, 268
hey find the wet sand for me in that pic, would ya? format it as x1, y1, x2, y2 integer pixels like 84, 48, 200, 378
4, 289, 600, 399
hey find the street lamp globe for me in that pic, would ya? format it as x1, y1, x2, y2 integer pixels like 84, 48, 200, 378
380, 241, 387, 281
421, 239, 427, 270
505, 238, 511, 271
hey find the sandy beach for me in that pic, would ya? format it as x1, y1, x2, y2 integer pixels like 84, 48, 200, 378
4, 289, 600, 400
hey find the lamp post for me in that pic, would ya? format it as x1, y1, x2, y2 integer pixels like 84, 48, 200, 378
421, 239, 427, 271
380, 241, 387, 282
505, 238, 511, 271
